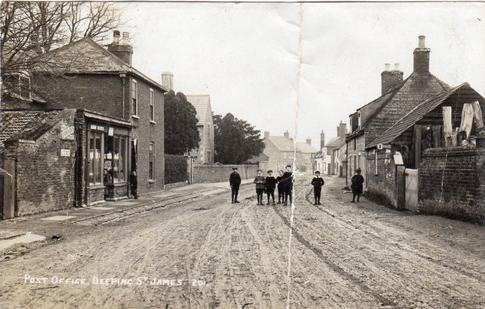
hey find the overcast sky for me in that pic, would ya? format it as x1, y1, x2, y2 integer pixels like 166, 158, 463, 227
121, 2, 485, 149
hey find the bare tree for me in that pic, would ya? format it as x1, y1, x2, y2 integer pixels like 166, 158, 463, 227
1, 1, 121, 75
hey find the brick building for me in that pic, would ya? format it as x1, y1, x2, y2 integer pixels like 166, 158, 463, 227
365, 83, 485, 210
1, 30, 167, 216
325, 122, 347, 177
186, 95, 215, 164
262, 131, 317, 173
346, 36, 450, 188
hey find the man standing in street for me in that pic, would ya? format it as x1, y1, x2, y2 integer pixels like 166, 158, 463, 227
229, 167, 241, 204
351, 168, 365, 203
311, 171, 324, 205
282, 165, 293, 206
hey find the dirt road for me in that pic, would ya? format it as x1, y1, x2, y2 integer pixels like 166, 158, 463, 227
1, 176, 485, 309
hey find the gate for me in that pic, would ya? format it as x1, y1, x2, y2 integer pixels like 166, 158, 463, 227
405, 168, 418, 211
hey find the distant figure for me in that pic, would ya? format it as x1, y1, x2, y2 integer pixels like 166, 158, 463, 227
130, 170, 138, 199
282, 165, 293, 206
276, 170, 285, 204
351, 168, 365, 203
311, 171, 325, 205
229, 167, 241, 204
265, 170, 277, 205
253, 169, 266, 205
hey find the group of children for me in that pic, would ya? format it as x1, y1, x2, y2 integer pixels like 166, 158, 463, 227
253, 167, 326, 206
253, 165, 294, 206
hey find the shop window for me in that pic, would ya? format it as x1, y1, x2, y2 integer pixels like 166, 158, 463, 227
112, 136, 128, 183
149, 88, 155, 121
88, 131, 103, 185
131, 79, 138, 116
149, 142, 155, 180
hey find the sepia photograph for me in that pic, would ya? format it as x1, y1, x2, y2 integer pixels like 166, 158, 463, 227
1, 1, 485, 308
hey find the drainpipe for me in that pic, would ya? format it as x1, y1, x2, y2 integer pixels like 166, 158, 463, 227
120, 73, 127, 119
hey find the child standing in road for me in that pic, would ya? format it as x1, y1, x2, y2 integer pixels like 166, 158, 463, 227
311, 171, 325, 205
254, 170, 266, 205
351, 168, 365, 203
265, 170, 277, 205
276, 170, 285, 204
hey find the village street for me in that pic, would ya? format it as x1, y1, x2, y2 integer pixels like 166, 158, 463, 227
1, 176, 485, 309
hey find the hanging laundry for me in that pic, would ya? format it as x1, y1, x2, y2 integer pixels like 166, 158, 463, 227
472, 101, 484, 129
459, 103, 474, 139
442, 106, 452, 147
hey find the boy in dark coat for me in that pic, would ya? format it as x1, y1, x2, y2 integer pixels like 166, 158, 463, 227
229, 167, 242, 204
253, 169, 266, 205
130, 170, 138, 199
265, 170, 277, 205
311, 171, 325, 205
351, 168, 365, 203
282, 165, 293, 206
276, 170, 285, 204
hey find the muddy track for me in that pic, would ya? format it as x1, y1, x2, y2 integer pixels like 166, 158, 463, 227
304, 187, 485, 283
271, 204, 397, 308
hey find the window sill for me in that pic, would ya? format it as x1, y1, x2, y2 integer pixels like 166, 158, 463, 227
150, 120, 157, 125
131, 115, 140, 119
148, 179, 156, 184
88, 184, 105, 189
113, 182, 127, 186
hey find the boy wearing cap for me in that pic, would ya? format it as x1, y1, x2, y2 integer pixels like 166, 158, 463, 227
311, 171, 325, 205
253, 169, 266, 205
282, 165, 293, 206
265, 170, 277, 205
229, 167, 241, 204
351, 168, 365, 203
276, 170, 285, 204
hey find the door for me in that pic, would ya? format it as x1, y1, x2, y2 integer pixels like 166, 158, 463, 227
405, 168, 418, 211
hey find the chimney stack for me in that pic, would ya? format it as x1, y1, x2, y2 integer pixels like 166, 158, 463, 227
306, 138, 312, 145
320, 130, 325, 150
108, 30, 133, 65
381, 62, 403, 95
161, 72, 174, 91
337, 121, 347, 138
413, 35, 430, 74
264, 131, 270, 139
284, 131, 289, 139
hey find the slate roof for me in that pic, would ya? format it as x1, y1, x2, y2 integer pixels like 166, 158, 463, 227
33, 38, 167, 92
0, 110, 63, 149
325, 136, 345, 149
267, 136, 294, 152
349, 71, 450, 146
367, 83, 484, 149
296, 142, 318, 154
187, 95, 212, 125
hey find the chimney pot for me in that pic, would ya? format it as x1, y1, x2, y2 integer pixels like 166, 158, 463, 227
284, 131, 289, 139
418, 35, 426, 48
384, 63, 391, 71
122, 32, 130, 43
113, 30, 120, 44
264, 131, 270, 139
306, 138, 311, 145
394, 63, 400, 71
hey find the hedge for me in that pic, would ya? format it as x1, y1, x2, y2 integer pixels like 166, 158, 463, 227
165, 154, 188, 184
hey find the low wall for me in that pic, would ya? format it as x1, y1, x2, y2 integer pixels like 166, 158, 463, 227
365, 150, 398, 208
192, 164, 259, 184
419, 147, 485, 224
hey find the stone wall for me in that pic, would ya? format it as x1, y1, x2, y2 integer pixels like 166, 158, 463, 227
192, 164, 259, 184
419, 147, 485, 224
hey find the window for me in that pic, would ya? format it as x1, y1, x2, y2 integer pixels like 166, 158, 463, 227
4, 73, 31, 100
149, 142, 155, 180
88, 131, 103, 185
112, 136, 127, 183
149, 89, 155, 121
131, 80, 138, 116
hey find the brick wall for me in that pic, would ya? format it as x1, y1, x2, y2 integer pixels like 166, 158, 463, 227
130, 76, 165, 194
365, 149, 398, 207
10, 110, 77, 216
419, 147, 485, 224
192, 164, 259, 183
32, 73, 126, 119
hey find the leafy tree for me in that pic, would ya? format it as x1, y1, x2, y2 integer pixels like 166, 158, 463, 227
164, 90, 200, 155
213, 113, 265, 164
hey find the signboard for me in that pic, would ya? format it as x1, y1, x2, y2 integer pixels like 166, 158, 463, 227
393, 152, 404, 165
108, 127, 114, 136
60, 149, 71, 157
